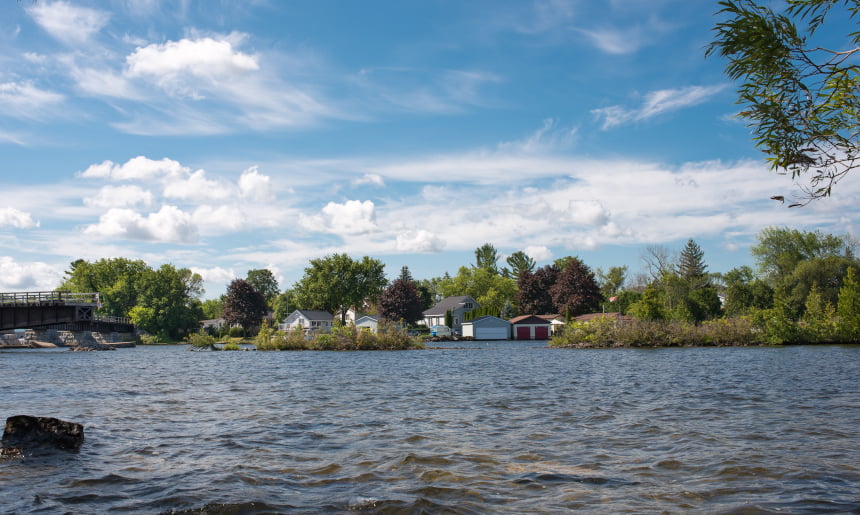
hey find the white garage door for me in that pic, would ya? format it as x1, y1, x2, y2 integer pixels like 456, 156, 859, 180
476, 327, 508, 340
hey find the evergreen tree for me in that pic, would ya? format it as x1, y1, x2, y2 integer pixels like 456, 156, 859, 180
473, 243, 501, 275
837, 268, 860, 342
678, 239, 707, 283
505, 251, 536, 279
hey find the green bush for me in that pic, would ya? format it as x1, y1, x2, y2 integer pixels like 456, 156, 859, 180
228, 326, 245, 338
550, 317, 764, 348
222, 342, 241, 351
253, 320, 423, 351
186, 331, 217, 349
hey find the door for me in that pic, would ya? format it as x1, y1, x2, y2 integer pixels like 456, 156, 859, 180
479, 327, 508, 340
516, 326, 531, 340
534, 326, 549, 339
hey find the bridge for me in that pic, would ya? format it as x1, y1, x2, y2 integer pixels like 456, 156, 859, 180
0, 291, 135, 333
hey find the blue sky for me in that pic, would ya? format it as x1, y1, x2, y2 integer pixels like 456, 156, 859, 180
1, 0, 858, 298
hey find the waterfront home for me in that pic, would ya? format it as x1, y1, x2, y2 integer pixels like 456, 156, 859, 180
509, 315, 552, 340
355, 315, 379, 333
462, 315, 511, 340
279, 310, 334, 334
422, 295, 479, 334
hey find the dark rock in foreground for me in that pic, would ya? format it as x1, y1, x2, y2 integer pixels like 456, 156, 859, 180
2, 415, 84, 455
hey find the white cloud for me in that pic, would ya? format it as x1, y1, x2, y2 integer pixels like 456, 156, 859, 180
163, 169, 232, 201
567, 200, 610, 226
0, 81, 64, 119
0, 257, 64, 291
0, 207, 39, 229
238, 166, 273, 202
192, 205, 247, 232
523, 245, 553, 262
126, 36, 259, 98
301, 200, 377, 235
191, 266, 237, 292
84, 185, 153, 208
592, 85, 728, 129
84, 205, 198, 243
27, 1, 110, 46
352, 173, 385, 187
80, 156, 188, 181
396, 230, 446, 253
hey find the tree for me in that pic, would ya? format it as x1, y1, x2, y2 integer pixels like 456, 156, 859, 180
201, 298, 223, 320
246, 268, 280, 306
837, 267, 860, 341
378, 278, 424, 324
549, 257, 602, 316
438, 266, 516, 314
596, 265, 628, 301
222, 279, 268, 334
708, 0, 860, 203
293, 254, 387, 324
516, 264, 559, 314
752, 227, 854, 283
641, 245, 676, 281
59, 257, 150, 317
505, 251, 536, 279
723, 266, 774, 317
678, 239, 707, 283
129, 264, 205, 339
473, 243, 501, 275
272, 290, 296, 323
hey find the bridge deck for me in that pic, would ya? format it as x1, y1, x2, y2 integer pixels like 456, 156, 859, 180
0, 291, 133, 331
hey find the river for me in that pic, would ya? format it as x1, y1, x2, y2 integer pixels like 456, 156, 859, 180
1, 343, 858, 513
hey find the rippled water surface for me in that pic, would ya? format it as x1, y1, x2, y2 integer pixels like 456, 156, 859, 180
1, 343, 859, 513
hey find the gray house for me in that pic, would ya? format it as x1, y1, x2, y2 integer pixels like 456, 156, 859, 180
422, 295, 479, 334
279, 309, 334, 334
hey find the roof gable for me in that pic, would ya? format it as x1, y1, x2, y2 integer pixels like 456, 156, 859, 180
509, 315, 551, 325
286, 309, 334, 322
422, 295, 478, 316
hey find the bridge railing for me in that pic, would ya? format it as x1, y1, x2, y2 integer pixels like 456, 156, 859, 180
94, 314, 133, 325
0, 291, 99, 306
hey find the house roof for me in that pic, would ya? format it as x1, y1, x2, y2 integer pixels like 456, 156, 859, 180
422, 295, 477, 316
355, 315, 378, 324
537, 314, 563, 322
292, 309, 334, 321
509, 315, 551, 325
463, 315, 511, 326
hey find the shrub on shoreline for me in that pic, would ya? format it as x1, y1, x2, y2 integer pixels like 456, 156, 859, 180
255, 320, 423, 351
550, 317, 766, 348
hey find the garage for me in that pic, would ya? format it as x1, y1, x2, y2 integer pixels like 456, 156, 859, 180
462, 316, 511, 340
510, 315, 553, 340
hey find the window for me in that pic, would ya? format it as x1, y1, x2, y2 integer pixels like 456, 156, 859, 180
465, 302, 473, 309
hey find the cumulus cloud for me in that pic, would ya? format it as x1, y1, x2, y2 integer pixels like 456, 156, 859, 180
84, 185, 153, 208
27, 1, 110, 46
523, 245, 553, 262
163, 169, 232, 201
395, 230, 446, 253
126, 36, 259, 98
238, 166, 273, 202
0, 257, 63, 291
566, 200, 610, 226
84, 205, 198, 243
301, 200, 378, 235
0, 207, 39, 229
80, 156, 188, 181
592, 85, 728, 129
192, 205, 247, 232
191, 266, 237, 288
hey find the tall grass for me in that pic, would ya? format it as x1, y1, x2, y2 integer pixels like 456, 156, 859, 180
550, 317, 766, 348
255, 320, 423, 351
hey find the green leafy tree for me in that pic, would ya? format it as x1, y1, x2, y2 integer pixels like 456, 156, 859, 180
201, 298, 223, 320
723, 266, 774, 317
628, 284, 664, 321
708, 0, 860, 203
272, 290, 296, 324
59, 257, 150, 317
129, 264, 205, 339
837, 267, 860, 341
293, 254, 387, 324
752, 227, 854, 283
801, 282, 836, 342
246, 268, 280, 306
596, 265, 628, 302
438, 266, 516, 314
505, 251, 536, 279
222, 278, 268, 334
378, 278, 424, 324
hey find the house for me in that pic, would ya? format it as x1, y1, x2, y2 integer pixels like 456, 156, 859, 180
422, 295, 479, 334
537, 314, 566, 334
462, 315, 511, 340
279, 309, 334, 334
509, 315, 552, 340
355, 315, 379, 333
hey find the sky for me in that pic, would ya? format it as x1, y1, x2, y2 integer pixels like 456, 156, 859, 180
1, 0, 858, 299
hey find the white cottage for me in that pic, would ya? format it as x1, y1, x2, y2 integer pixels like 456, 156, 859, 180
279, 310, 334, 334
462, 315, 511, 340
355, 315, 379, 334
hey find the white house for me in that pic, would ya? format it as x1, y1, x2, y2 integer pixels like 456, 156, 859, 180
355, 315, 379, 333
279, 310, 334, 334
462, 315, 511, 340
422, 295, 479, 334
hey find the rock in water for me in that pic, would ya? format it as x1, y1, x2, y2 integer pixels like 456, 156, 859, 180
2, 415, 84, 454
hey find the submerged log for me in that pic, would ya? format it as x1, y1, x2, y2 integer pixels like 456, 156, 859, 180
1, 415, 84, 455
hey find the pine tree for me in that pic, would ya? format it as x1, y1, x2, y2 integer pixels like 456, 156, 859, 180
837, 268, 860, 342
678, 239, 707, 283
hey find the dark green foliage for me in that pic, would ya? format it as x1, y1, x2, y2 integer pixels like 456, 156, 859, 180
548, 257, 603, 316
516, 264, 558, 315
444, 309, 453, 328
272, 290, 296, 323
473, 243, 501, 275
246, 269, 280, 306
378, 278, 424, 324
678, 239, 707, 282
837, 268, 860, 341
505, 251, 536, 279
708, 0, 860, 202
550, 317, 764, 348
222, 279, 268, 333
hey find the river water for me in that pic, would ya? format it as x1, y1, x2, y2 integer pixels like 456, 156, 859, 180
1, 343, 858, 514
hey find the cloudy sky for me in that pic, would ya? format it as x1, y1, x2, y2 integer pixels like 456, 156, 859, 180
1, 0, 858, 298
